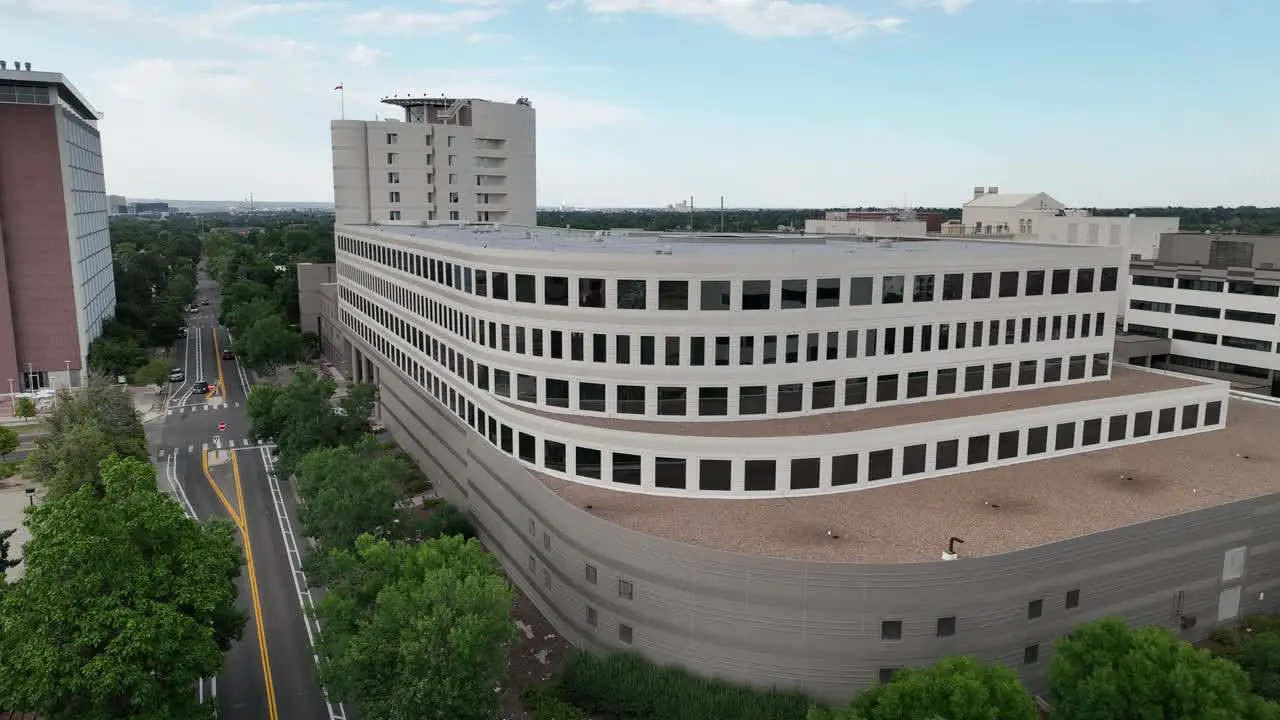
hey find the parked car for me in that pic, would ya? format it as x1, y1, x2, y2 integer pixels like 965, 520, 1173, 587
200, 299, 210, 306
168, 368, 185, 383
222, 350, 235, 360
192, 380, 210, 393
178, 327, 188, 337
188, 306, 199, 314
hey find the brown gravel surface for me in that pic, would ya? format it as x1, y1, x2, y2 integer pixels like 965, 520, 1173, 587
508, 364, 1202, 437
537, 397, 1280, 562
499, 582, 575, 720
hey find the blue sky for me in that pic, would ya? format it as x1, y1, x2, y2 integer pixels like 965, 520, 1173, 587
1, 0, 1276, 207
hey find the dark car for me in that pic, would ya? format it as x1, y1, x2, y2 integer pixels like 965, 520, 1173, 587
192, 380, 211, 394
222, 350, 235, 360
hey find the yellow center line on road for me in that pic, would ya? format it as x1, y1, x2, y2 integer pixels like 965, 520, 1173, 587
201, 449, 245, 531
233, 449, 279, 720
210, 327, 229, 400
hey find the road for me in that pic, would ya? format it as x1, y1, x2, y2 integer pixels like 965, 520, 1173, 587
148, 272, 343, 720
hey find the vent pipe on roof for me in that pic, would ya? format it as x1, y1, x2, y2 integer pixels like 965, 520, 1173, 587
24, 62, 31, 71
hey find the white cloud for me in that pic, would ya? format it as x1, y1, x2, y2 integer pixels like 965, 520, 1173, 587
0, 0, 333, 33
901, 0, 972, 14
464, 32, 514, 43
345, 43, 389, 67
557, 0, 905, 38
245, 36, 316, 60
88, 57, 639, 201
344, 6, 504, 34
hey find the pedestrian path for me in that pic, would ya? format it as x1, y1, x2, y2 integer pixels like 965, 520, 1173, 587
155, 439, 277, 457
167, 401, 241, 416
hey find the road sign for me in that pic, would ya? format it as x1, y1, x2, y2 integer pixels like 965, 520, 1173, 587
217, 422, 226, 432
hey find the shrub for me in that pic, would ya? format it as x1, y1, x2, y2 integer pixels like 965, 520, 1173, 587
522, 683, 589, 720
557, 651, 812, 720
0, 461, 21, 480
422, 503, 475, 540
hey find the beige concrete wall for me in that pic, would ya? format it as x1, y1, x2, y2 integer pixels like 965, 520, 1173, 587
343, 323, 1280, 705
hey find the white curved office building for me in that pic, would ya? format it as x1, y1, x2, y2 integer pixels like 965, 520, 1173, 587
315, 223, 1280, 703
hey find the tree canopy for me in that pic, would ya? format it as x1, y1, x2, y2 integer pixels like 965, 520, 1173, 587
246, 367, 376, 478
88, 217, 201, 378
295, 435, 416, 552
24, 374, 148, 499
315, 533, 515, 720
1050, 617, 1256, 720
0, 455, 244, 720
830, 656, 1037, 720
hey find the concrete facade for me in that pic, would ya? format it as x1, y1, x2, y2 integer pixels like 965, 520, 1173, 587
341, 330, 1280, 704
0, 67, 115, 391
332, 96, 535, 228
298, 220, 1280, 704
1125, 233, 1280, 392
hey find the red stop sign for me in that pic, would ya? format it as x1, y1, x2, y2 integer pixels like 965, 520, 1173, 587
218, 422, 226, 432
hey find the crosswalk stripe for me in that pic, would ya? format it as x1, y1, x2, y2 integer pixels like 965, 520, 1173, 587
229, 440, 236, 448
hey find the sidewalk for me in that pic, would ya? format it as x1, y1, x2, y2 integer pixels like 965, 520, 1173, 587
129, 386, 168, 424
0, 479, 39, 582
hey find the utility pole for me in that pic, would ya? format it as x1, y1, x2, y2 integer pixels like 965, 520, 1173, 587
720, 195, 725, 232
689, 195, 694, 231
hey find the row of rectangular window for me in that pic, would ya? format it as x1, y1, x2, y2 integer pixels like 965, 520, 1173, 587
343, 264, 1111, 376
1134, 275, 1280, 297
1129, 298, 1278, 326
1128, 323, 1278, 353
338, 234, 1119, 311
342, 280, 1112, 418
342, 313, 1221, 494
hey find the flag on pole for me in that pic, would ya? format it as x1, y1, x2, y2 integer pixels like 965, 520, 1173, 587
334, 83, 344, 91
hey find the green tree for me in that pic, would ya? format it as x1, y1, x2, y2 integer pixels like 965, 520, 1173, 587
1050, 617, 1254, 719
246, 368, 376, 478
0, 455, 245, 719
13, 396, 36, 423
315, 533, 516, 720
833, 656, 1035, 720
135, 357, 175, 388
223, 296, 279, 336
295, 436, 414, 551
0, 527, 21, 575
25, 376, 147, 498
235, 314, 304, 374
87, 334, 149, 379
0, 425, 17, 460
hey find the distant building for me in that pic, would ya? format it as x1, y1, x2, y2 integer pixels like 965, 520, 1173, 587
948, 186, 1180, 259
332, 95, 536, 227
805, 210, 936, 236
131, 201, 169, 216
1124, 232, 1280, 394
0, 61, 116, 390
106, 194, 128, 215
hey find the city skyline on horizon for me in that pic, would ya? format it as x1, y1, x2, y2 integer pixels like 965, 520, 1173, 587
3, 0, 1278, 208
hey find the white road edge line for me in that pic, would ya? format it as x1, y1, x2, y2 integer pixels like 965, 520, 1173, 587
166, 454, 218, 715
258, 446, 346, 720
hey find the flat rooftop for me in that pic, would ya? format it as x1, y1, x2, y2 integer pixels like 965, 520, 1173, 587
0, 68, 100, 122
507, 364, 1203, 438
341, 222, 1117, 259
535, 392, 1280, 564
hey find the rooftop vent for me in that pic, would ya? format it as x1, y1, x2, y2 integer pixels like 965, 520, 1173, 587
941, 536, 964, 561
24, 62, 31, 71
972, 185, 985, 199
987, 186, 999, 194
0, 61, 5, 70
654, 248, 673, 255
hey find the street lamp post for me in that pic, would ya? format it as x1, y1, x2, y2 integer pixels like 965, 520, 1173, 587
7, 379, 13, 417
64, 360, 71, 388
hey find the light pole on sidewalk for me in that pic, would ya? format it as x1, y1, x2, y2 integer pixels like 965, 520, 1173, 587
64, 360, 71, 388
6, 378, 13, 416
